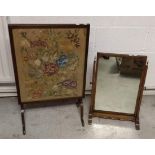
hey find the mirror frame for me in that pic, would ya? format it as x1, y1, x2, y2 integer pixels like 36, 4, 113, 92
88, 52, 148, 130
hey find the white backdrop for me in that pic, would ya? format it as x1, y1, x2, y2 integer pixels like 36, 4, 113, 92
0, 16, 155, 95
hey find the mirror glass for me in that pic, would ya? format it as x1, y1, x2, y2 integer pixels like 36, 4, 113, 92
95, 56, 144, 114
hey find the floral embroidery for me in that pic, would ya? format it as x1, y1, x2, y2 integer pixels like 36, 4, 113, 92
43, 63, 58, 76
56, 55, 68, 67
66, 30, 80, 48
32, 89, 43, 99
30, 39, 48, 48
58, 80, 77, 88
18, 28, 85, 101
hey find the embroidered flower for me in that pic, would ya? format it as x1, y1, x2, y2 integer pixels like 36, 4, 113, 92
34, 59, 41, 66
56, 55, 68, 67
32, 89, 43, 99
43, 63, 58, 76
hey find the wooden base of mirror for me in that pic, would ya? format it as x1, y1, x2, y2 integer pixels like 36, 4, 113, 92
88, 112, 140, 130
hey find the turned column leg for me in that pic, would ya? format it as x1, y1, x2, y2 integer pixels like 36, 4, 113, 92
88, 100, 93, 125
80, 100, 85, 127
77, 99, 85, 127
135, 117, 140, 130
88, 113, 92, 125
21, 105, 26, 135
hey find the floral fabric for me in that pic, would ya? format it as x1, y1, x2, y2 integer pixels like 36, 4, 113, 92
12, 28, 87, 102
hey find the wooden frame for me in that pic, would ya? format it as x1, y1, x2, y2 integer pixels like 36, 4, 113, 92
9, 24, 90, 134
88, 52, 148, 130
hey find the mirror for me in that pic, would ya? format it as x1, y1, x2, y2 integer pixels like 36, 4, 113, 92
89, 53, 148, 130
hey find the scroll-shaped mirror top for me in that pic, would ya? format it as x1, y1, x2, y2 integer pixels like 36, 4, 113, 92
95, 56, 145, 114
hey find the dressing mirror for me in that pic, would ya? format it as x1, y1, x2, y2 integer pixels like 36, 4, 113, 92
88, 53, 148, 130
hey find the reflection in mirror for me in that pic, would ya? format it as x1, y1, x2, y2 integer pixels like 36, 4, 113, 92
95, 56, 144, 113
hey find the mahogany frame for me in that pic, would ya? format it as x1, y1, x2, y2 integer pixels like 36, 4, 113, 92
9, 24, 90, 135
88, 52, 148, 130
